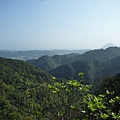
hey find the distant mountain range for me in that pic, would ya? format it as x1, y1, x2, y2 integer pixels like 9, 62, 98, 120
0, 49, 89, 60
0, 43, 117, 60
27, 47, 120, 84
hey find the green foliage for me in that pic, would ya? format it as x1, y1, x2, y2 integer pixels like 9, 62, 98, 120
27, 48, 120, 85
79, 72, 84, 79
0, 57, 54, 119
83, 91, 120, 120
38, 79, 91, 119
0, 57, 120, 119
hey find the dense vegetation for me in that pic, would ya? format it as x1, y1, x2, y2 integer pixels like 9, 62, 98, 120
28, 47, 120, 71
27, 53, 79, 71
28, 47, 120, 85
0, 57, 56, 119
0, 57, 120, 119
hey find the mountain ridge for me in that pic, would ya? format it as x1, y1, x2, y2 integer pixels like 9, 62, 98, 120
27, 47, 120, 85
0, 49, 89, 60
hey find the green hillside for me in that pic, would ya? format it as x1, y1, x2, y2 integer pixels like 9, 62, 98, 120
0, 57, 120, 119
28, 47, 120, 72
27, 53, 79, 71
27, 47, 120, 85
78, 47, 120, 60
0, 57, 56, 119
49, 59, 104, 84
49, 56, 120, 85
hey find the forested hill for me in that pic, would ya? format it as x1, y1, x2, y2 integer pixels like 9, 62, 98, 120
27, 47, 120, 72
27, 53, 79, 71
0, 57, 63, 119
27, 47, 120, 85
49, 59, 104, 84
49, 56, 120, 85
78, 47, 120, 60
0, 57, 54, 83
0, 57, 120, 119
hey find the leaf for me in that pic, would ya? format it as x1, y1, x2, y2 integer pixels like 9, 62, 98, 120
101, 113, 109, 119
79, 72, 84, 79
70, 105, 76, 109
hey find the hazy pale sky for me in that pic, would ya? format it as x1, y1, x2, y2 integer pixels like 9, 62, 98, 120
0, 0, 120, 50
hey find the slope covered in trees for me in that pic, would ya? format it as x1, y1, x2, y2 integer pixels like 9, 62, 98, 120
27, 47, 120, 85
0, 57, 59, 119
48, 59, 103, 84
27, 53, 79, 71
49, 56, 120, 85
0, 57, 120, 119
27, 47, 120, 72
78, 47, 120, 60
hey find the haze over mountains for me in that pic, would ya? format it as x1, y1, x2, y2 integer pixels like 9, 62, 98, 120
0, 49, 89, 60
0, 43, 117, 60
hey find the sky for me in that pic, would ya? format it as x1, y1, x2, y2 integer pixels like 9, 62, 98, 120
0, 0, 120, 50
